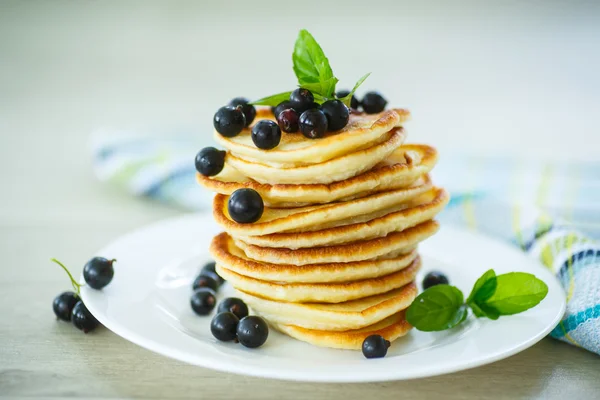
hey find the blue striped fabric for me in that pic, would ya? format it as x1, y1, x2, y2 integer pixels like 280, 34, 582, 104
91, 130, 599, 355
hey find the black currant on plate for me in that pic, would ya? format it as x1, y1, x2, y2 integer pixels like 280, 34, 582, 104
320, 100, 350, 131
272, 100, 293, 118
362, 334, 390, 359
299, 109, 328, 139
201, 261, 225, 285
276, 108, 299, 133
83, 257, 115, 290
236, 316, 269, 348
229, 97, 256, 127
422, 271, 449, 290
289, 88, 315, 114
53, 291, 79, 322
227, 188, 264, 224
195, 147, 226, 177
217, 297, 249, 320
190, 288, 217, 316
71, 301, 100, 333
251, 120, 281, 150
361, 92, 387, 114
192, 274, 219, 292
199, 270, 223, 288
211, 312, 240, 341
336, 89, 359, 109
213, 106, 246, 137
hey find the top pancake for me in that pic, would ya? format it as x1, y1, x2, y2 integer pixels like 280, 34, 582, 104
214, 108, 410, 167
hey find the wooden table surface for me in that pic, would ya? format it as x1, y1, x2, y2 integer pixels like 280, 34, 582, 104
1, 1, 599, 399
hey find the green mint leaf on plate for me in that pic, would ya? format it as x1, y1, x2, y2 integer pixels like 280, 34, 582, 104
466, 269, 497, 304
482, 272, 549, 315
470, 301, 500, 320
406, 285, 468, 331
251, 91, 293, 107
293, 29, 337, 97
339, 72, 371, 107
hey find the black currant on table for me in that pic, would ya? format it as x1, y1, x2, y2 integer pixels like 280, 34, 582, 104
236, 316, 269, 348
83, 257, 115, 290
199, 270, 223, 288
362, 334, 390, 358
53, 291, 79, 322
195, 147, 226, 177
422, 271, 449, 290
211, 312, 240, 342
229, 97, 256, 127
192, 274, 219, 292
227, 188, 264, 224
217, 297, 249, 320
251, 120, 281, 150
320, 100, 350, 131
71, 301, 100, 333
190, 288, 217, 316
299, 109, 328, 139
289, 88, 315, 114
361, 92, 387, 114
276, 108, 299, 133
213, 106, 246, 137
336, 89, 359, 109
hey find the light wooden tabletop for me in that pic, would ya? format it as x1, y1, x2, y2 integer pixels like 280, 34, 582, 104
1, 1, 599, 399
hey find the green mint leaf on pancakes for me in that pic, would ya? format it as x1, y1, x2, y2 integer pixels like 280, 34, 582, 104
251, 91, 293, 107
300, 78, 339, 100
406, 285, 468, 331
293, 29, 337, 98
483, 272, 549, 315
339, 72, 371, 107
466, 269, 497, 305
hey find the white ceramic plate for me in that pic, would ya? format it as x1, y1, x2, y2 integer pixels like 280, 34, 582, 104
81, 213, 565, 382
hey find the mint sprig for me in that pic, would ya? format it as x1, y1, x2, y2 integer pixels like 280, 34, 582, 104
338, 72, 371, 108
406, 270, 549, 331
251, 91, 293, 107
252, 29, 370, 106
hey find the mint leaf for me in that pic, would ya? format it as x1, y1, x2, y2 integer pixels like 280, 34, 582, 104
301, 78, 339, 100
470, 301, 500, 320
251, 91, 293, 107
466, 269, 497, 304
483, 272, 549, 315
293, 30, 337, 97
338, 72, 371, 107
406, 285, 468, 331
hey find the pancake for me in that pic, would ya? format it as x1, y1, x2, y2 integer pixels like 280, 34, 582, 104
210, 232, 418, 283
214, 108, 410, 166
234, 220, 439, 266
213, 177, 432, 236
197, 145, 438, 207
225, 128, 405, 185
237, 283, 417, 331
238, 188, 449, 248
215, 256, 420, 303
273, 311, 412, 350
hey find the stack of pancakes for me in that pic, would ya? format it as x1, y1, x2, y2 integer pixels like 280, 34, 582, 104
198, 108, 449, 349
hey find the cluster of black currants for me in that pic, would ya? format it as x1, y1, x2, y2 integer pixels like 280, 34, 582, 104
272, 88, 350, 140
52, 257, 115, 333
191, 261, 269, 348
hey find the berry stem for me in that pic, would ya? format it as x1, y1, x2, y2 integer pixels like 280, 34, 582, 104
51, 258, 84, 295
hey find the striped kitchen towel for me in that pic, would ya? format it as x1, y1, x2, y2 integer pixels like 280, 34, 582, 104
91, 129, 600, 355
